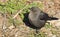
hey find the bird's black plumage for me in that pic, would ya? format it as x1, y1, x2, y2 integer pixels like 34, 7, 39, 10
23, 7, 58, 33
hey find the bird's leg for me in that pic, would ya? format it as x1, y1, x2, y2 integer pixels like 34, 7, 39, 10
35, 29, 40, 35
36, 29, 39, 34
34, 29, 40, 37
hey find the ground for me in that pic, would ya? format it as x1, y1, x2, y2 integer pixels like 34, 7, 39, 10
0, 0, 60, 37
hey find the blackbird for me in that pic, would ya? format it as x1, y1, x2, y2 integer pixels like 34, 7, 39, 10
28, 7, 58, 33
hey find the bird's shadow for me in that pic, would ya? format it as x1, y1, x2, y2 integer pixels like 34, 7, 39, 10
23, 12, 58, 29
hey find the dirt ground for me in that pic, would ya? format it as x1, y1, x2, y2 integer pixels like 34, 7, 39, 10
0, 0, 60, 37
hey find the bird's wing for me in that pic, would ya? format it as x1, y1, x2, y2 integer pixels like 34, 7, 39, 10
39, 12, 49, 20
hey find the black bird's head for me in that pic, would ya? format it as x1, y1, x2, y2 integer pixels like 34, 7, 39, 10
29, 7, 41, 13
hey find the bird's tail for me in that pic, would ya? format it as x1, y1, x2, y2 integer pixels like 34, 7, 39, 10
47, 17, 58, 20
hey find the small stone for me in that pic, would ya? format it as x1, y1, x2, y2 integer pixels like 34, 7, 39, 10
8, 25, 15, 30
52, 35, 56, 37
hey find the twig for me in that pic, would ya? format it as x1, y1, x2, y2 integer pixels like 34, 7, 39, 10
13, 4, 28, 19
